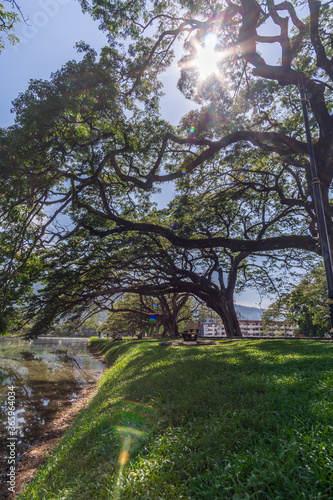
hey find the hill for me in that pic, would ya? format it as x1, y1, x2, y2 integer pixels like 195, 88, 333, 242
235, 304, 263, 320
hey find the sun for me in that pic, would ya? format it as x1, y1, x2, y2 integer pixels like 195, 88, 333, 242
194, 33, 220, 79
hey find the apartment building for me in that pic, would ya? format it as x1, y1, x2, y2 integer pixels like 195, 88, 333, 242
199, 319, 296, 337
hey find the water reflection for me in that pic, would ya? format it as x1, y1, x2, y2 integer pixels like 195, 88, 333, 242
0, 337, 104, 487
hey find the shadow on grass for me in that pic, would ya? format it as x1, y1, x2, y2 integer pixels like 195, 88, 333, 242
86, 338, 333, 438
18, 338, 333, 500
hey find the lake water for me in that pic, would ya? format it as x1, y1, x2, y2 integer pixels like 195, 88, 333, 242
0, 337, 105, 487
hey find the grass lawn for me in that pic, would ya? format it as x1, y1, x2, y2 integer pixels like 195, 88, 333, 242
18, 339, 333, 499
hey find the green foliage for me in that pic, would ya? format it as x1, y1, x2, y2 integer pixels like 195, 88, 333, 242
17, 339, 333, 499
262, 264, 330, 337
2, 0, 333, 339
0, 229, 42, 336
288, 265, 330, 336
46, 312, 105, 337
103, 293, 194, 337
195, 304, 219, 323
0, 1, 20, 53
103, 293, 156, 336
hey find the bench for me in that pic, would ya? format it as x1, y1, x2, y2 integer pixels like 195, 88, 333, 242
181, 332, 198, 341
181, 322, 200, 342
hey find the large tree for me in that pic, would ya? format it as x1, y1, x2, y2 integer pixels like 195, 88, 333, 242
262, 263, 330, 336
102, 292, 193, 337
77, 0, 333, 246
16, 182, 312, 339
1, 0, 332, 334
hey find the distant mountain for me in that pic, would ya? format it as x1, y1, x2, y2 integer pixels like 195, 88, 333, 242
235, 304, 264, 320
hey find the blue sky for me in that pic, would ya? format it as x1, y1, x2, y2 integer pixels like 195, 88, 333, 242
0, 0, 195, 127
0, 0, 273, 309
0, 0, 108, 127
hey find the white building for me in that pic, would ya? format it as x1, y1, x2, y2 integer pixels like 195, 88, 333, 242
239, 320, 263, 336
199, 319, 296, 337
262, 321, 296, 337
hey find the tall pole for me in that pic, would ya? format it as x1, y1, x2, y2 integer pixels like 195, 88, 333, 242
298, 75, 333, 334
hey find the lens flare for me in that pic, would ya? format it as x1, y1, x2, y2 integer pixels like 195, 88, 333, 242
204, 33, 218, 50
194, 33, 220, 79
118, 439, 131, 466
111, 406, 152, 500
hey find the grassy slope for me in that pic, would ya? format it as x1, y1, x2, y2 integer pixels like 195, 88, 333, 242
18, 339, 333, 500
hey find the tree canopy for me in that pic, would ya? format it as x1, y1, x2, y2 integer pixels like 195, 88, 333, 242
1, 0, 333, 337
262, 263, 330, 336
102, 292, 194, 337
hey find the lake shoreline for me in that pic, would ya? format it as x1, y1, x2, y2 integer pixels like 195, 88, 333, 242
0, 338, 107, 499
7, 382, 99, 499
7, 339, 333, 499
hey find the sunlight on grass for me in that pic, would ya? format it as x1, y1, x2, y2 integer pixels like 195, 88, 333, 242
113, 426, 149, 500
17, 339, 333, 499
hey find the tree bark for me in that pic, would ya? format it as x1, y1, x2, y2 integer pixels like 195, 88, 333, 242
206, 293, 242, 338
161, 317, 179, 338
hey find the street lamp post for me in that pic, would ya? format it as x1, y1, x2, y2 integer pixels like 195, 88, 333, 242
298, 74, 333, 335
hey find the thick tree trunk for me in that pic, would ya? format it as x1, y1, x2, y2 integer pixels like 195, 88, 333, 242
157, 293, 187, 338
161, 317, 179, 338
222, 305, 242, 337
206, 294, 242, 338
